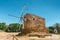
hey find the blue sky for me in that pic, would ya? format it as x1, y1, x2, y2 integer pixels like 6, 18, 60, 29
0, 0, 60, 27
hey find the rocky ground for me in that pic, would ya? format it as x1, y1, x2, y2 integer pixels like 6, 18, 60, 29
0, 32, 60, 40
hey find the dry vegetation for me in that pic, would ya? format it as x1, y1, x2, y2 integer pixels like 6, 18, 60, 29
0, 32, 60, 40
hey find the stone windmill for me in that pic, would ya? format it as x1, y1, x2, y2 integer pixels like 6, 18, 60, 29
22, 14, 48, 35
8, 4, 48, 36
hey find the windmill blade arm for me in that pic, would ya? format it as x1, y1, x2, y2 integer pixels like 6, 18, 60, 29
8, 14, 20, 18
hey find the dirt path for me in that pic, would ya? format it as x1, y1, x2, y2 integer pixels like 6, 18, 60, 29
0, 32, 18, 40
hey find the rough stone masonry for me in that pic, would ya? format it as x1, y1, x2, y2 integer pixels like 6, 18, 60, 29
22, 14, 48, 34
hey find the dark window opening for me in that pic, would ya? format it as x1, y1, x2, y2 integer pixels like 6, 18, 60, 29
33, 18, 35, 20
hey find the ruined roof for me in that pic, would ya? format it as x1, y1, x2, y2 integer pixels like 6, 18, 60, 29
24, 13, 45, 20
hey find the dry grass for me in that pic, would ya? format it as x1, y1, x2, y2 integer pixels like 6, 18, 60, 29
0, 32, 60, 40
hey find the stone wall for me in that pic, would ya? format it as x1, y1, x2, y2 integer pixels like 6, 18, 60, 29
22, 14, 48, 34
